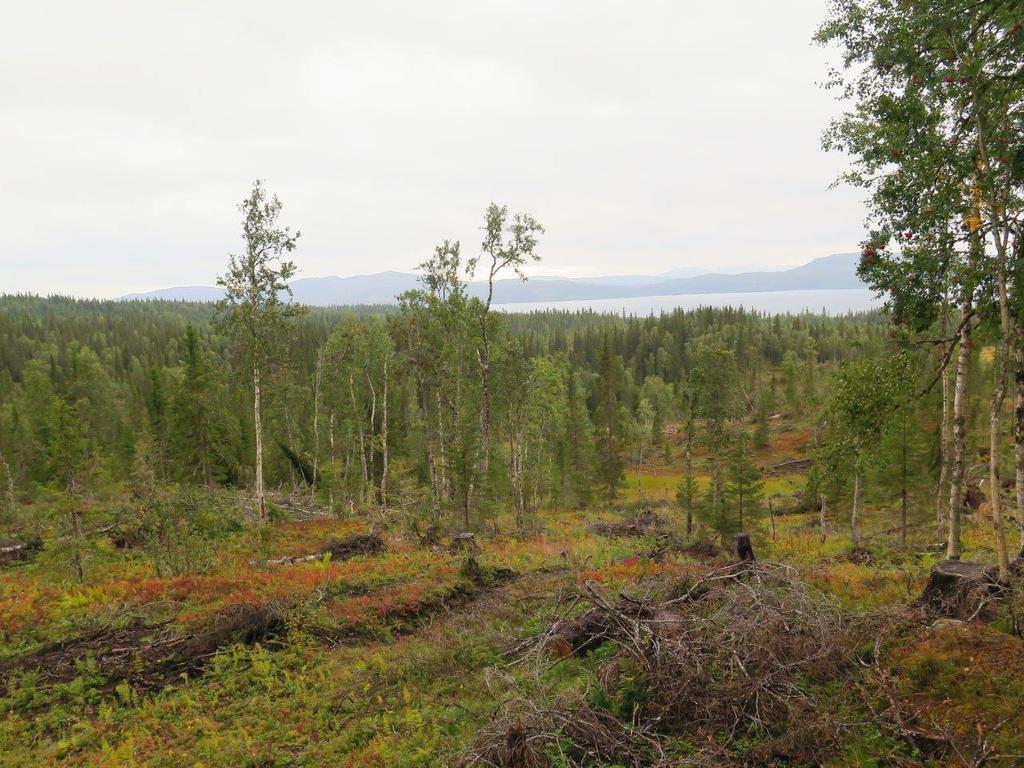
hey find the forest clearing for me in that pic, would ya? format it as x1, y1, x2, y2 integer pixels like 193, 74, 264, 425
4, 0, 1024, 765
2, 361, 1023, 766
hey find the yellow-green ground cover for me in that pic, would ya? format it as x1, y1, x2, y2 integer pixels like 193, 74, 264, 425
2, 422, 1021, 767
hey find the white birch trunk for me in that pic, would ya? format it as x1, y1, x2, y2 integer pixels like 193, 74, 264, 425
350, 374, 368, 505
851, 465, 862, 550
990, 233, 1012, 580
947, 302, 973, 560
254, 363, 267, 522
311, 347, 324, 501
380, 356, 388, 508
937, 302, 953, 539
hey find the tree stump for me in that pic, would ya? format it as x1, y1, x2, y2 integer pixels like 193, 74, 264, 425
0, 537, 41, 567
449, 532, 480, 554
964, 484, 986, 511
460, 556, 483, 583
547, 599, 653, 657
915, 559, 1001, 616
735, 533, 755, 562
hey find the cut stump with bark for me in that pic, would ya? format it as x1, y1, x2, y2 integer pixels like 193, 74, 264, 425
915, 559, 1002, 617
964, 484, 987, 511
0, 537, 42, 567
735, 533, 755, 562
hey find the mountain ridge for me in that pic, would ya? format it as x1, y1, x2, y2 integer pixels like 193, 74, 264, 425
121, 253, 864, 306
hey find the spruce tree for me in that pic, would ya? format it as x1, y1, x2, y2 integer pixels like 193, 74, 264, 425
593, 335, 626, 501
725, 434, 765, 533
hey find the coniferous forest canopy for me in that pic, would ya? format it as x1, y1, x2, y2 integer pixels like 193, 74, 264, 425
1, 2, 1024, 766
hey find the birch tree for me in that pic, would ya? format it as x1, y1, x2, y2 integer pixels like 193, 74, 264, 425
818, 0, 1024, 568
216, 180, 305, 522
465, 203, 543, 514
824, 355, 911, 550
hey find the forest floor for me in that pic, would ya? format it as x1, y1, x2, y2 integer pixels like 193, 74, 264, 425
2, 423, 1023, 767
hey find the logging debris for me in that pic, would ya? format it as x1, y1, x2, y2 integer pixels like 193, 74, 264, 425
0, 537, 41, 567
259, 531, 384, 566
590, 510, 664, 538
0, 603, 283, 695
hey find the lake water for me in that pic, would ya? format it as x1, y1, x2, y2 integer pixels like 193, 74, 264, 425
495, 288, 882, 316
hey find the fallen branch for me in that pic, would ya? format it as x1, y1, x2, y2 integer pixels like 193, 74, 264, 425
256, 532, 384, 566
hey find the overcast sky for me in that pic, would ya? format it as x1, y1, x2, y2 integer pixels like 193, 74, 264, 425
1, 1, 865, 298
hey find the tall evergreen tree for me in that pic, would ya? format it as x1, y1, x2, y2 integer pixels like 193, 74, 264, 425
725, 434, 765, 534
169, 325, 237, 485
562, 365, 594, 509
593, 335, 627, 501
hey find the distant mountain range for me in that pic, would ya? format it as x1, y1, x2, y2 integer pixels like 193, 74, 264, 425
121, 253, 864, 306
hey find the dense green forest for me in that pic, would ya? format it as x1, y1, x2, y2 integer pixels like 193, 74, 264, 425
0, 290, 898, 537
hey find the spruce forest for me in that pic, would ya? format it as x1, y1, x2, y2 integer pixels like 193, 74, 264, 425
2, 2, 1024, 766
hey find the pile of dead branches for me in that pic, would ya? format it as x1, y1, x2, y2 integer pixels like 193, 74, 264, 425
590, 510, 664, 538
643, 536, 723, 563
634, 563, 852, 739
0, 602, 283, 695
490, 562, 910, 765
456, 699, 665, 768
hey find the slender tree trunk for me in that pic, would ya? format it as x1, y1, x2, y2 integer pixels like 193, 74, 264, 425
768, 498, 776, 541
380, 356, 388, 508
0, 451, 14, 518
311, 347, 324, 502
366, 372, 377, 505
990, 238, 1012, 580
510, 430, 526, 527
434, 389, 449, 510
69, 507, 84, 584
328, 411, 336, 512
1014, 338, 1024, 550
253, 363, 267, 522
900, 410, 908, 547
426, 441, 440, 521
937, 364, 954, 536
712, 470, 724, 545
476, 342, 491, 497
684, 422, 694, 538
851, 464, 862, 550
534, 452, 543, 513
947, 301, 973, 560
342, 451, 351, 504
970, 119, 1014, 576
819, 494, 827, 544
348, 375, 369, 505
417, 377, 439, 520
468, 270, 497, 518
937, 301, 953, 540
1009, 236, 1024, 556
285, 410, 297, 489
